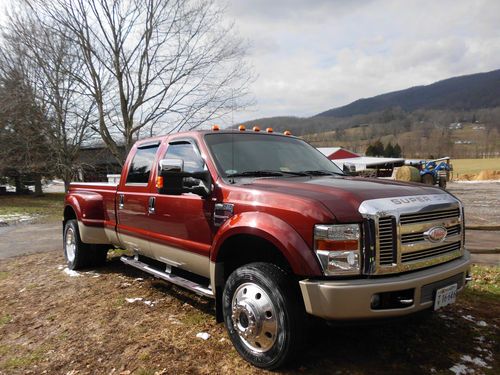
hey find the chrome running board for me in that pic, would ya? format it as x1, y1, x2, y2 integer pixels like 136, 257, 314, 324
120, 256, 214, 298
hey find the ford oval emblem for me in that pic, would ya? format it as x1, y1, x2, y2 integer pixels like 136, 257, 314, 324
423, 226, 448, 243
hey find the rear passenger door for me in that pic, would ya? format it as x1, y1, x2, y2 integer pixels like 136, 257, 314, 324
116, 142, 160, 257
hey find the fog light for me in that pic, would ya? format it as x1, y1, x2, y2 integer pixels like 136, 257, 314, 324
371, 294, 381, 309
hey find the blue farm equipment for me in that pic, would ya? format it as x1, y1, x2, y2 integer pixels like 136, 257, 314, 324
418, 157, 452, 188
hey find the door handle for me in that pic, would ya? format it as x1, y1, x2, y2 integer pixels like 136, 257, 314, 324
118, 194, 124, 209
148, 196, 156, 214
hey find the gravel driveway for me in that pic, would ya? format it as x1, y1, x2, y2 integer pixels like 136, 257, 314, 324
0, 222, 61, 260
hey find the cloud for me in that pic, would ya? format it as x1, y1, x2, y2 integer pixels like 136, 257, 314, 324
218, 0, 500, 123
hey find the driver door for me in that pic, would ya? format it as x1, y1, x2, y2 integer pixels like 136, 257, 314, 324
145, 139, 215, 278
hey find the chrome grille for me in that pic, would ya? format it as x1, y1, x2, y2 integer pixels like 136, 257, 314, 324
402, 241, 461, 263
400, 208, 460, 224
365, 195, 464, 275
378, 217, 395, 265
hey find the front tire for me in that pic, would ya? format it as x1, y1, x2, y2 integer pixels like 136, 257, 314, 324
63, 220, 108, 270
222, 262, 306, 369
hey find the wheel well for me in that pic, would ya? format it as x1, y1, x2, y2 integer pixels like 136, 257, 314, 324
213, 234, 296, 323
63, 205, 77, 226
216, 234, 292, 282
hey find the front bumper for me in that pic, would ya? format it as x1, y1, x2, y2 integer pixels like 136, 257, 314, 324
299, 251, 471, 320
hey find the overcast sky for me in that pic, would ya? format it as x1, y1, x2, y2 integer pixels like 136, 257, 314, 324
1, 0, 499, 125
222, 0, 500, 123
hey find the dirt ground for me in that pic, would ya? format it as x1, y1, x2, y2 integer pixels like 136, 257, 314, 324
0, 251, 498, 375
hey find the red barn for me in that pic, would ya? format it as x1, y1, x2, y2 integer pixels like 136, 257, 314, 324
317, 147, 359, 160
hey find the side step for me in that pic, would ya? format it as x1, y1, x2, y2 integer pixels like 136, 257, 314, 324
120, 256, 214, 299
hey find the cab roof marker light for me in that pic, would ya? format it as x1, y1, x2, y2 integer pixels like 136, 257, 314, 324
253, 126, 260, 132
238, 125, 246, 131
212, 125, 220, 131
284, 130, 291, 135
266, 128, 273, 133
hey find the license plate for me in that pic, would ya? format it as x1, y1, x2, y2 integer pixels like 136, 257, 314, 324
434, 283, 458, 310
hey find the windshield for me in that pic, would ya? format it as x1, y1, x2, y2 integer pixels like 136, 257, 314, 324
204, 133, 344, 179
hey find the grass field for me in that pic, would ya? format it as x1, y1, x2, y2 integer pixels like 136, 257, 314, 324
0, 251, 498, 374
0, 193, 65, 223
452, 158, 500, 176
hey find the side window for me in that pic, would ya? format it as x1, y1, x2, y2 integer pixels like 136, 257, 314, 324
164, 142, 205, 173
126, 145, 159, 184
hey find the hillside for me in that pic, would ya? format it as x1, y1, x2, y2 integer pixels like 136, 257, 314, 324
317, 69, 500, 118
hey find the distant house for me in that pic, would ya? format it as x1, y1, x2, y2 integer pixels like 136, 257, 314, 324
317, 147, 360, 160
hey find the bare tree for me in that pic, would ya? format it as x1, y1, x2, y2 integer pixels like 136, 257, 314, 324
34, 0, 252, 163
1, 12, 97, 191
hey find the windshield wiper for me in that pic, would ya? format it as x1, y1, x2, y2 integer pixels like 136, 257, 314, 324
227, 170, 285, 178
298, 170, 345, 176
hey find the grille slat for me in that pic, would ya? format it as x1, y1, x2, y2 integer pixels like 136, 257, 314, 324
402, 242, 461, 262
378, 217, 396, 265
400, 208, 460, 224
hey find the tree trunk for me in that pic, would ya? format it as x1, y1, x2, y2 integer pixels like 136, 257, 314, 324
15, 175, 22, 195
64, 179, 71, 192
34, 174, 43, 196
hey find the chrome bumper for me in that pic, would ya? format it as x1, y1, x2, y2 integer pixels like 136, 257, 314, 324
299, 251, 471, 320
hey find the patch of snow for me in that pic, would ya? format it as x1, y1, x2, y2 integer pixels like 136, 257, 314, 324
476, 320, 487, 327
474, 336, 485, 343
196, 332, 210, 340
57, 265, 64, 270
449, 364, 469, 375
461, 314, 475, 322
461, 355, 490, 368
143, 300, 155, 307
125, 297, 143, 303
63, 268, 81, 277
134, 277, 144, 282
19, 288, 26, 293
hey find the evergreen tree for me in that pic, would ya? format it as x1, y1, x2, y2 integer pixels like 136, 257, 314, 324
384, 142, 395, 157
393, 143, 402, 157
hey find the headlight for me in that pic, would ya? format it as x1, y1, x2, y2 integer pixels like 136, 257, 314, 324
314, 224, 361, 276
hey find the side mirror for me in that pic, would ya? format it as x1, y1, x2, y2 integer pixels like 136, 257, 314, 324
158, 158, 212, 198
159, 159, 184, 173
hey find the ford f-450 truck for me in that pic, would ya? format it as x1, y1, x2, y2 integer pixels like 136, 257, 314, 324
63, 128, 471, 369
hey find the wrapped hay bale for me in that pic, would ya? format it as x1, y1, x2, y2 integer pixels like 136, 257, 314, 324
395, 166, 421, 182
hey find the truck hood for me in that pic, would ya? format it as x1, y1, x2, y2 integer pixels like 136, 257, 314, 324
238, 176, 449, 222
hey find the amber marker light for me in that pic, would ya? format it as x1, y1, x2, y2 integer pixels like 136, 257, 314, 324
253, 126, 260, 132
266, 128, 273, 133
156, 176, 164, 189
212, 124, 220, 131
284, 130, 292, 135
238, 125, 246, 131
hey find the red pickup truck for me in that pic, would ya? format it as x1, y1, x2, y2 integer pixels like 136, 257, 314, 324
63, 128, 471, 369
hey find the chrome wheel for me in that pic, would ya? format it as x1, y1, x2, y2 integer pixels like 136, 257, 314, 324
231, 282, 278, 352
65, 227, 76, 262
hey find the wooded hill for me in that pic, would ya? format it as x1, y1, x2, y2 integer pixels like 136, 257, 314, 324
240, 70, 500, 158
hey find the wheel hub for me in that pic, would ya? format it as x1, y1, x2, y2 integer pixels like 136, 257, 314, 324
231, 283, 277, 353
65, 227, 76, 262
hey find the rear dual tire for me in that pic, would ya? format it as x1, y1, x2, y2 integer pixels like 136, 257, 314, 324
63, 219, 108, 270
